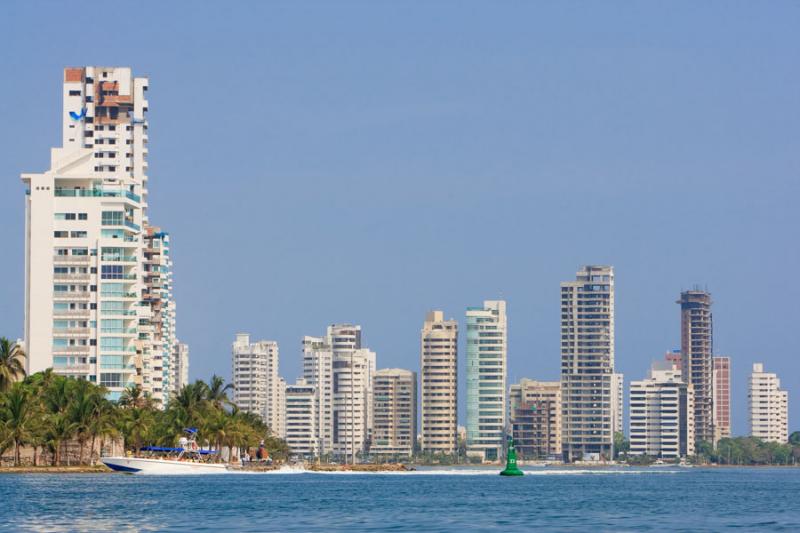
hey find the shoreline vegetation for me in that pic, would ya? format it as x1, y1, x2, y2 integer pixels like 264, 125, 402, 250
2, 341, 799, 472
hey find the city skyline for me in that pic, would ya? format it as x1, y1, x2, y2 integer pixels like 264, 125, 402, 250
2, 3, 799, 436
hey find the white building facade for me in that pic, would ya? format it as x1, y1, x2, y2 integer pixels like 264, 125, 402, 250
748, 363, 788, 443
303, 325, 376, 462
285, 379, 318, 458
232, 334, 284, 436
465, 300, 507, 462
21, 66, 180, 403
629, 364, 695, 460
173, 341, 190, 392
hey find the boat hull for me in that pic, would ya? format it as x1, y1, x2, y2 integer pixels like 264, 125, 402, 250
102, 456, 230, 474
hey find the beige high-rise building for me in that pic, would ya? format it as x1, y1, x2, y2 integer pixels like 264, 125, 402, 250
629, 363, 695, 459
232, 334, 284, 437
679, 289, 714, 444
748, 363, 788, 443
372, 369, 417, 457
509, 379, 562, 460
713, 356, 731, 441
612, 373, 624, 436
420, 311, 458, 454
561, 266, 615, 462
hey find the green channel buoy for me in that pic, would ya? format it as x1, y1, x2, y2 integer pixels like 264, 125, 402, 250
500, 437, 524, 476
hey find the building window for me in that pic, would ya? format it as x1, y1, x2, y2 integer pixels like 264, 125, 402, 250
100, 373, 122, 387
101, 265, 123, 280
78, 213, 88, 220
101, 211, 123, 226
69, 90, 81, 96
54, 231, 68, 238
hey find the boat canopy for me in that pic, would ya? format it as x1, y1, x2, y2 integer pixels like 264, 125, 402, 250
139, 446, 217, 455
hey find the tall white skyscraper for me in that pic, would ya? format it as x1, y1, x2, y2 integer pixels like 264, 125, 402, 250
21, 67, 178, 403
561, 266, 615, 462
466, 300, 507, 462
303, 325, 376, 462
748, 363, 788, 443
284, 378, 318, 458
303, 335, 334, 455
629, 363, 695, 459
420, 311, 458, 455
232, 334, 284, 436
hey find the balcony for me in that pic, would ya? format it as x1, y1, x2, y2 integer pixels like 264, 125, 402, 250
54, 327, 91, 336
53, 346, 90, 355
54, 255, 90, 264
54, 273, 91, 281
54, 292, 91, 301
54, 188, 140, 203
101, 255, 138, 263
54, 365, 91, 375
53, 309, 91, 317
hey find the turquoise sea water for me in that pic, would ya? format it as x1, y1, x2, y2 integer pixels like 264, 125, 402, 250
1, 467, 799, 532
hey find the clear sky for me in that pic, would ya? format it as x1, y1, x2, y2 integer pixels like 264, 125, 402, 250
1, 1, 798, 435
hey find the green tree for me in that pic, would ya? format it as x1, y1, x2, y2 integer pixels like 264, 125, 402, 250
0, 338, 26, 393
789, 431, 800, 446
0, 384, 35, 466
613, 432, 629, 460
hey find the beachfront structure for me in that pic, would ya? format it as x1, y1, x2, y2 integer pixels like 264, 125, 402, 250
629, 363, 695, 459
748, 363, 788, 443
612, 373, 624, 437
420, 311, 458, 454
173, 341, 190, 393
232, 334, 285, 437
371, 369, 417, 458
141, 227, 175, 404
303, 325, 376, 462
285, 379, 318, 458
466, 300, 508, 462
20, 66, 182, 402
713, 356, 731, 441
509, 379, 562, 460
303, 335, 334, 455
561, 266, 615, 462
678, 289, 714, 444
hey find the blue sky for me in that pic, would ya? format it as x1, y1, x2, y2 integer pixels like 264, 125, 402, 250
1, 1, 798, 435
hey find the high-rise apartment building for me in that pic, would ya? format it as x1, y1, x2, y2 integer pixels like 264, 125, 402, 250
232, 334, 284, 436
748, 363, 788, 443
303, 325, 376, 462
371, 369, 417, 458
713, 356, 731, 441
561, 266, 615, 462
509, 379, 562, 460
466, 300, 507, 462
629, 363, 695, 459
172, 341, 189, 392
420, 311, 458, 454
665, 350, 682, 372
21, 67, 180, 402
612, 373, 624, 436
285, 379, 318, 458
141, 227, 175, 404
302, 335, 334, 455
678, 289, 714, 444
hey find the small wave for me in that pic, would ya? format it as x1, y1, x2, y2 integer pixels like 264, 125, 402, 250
233, 467, 682, 476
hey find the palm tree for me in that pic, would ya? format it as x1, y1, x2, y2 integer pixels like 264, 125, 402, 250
45, 413, 76, 466
119, 384, 155, 410
206, 375, 233, 410
0, 338, 26, 392
68, 379, 104, 464
88, 401, 118, 465
0, 384, 35, 466
123, 407, 154, 452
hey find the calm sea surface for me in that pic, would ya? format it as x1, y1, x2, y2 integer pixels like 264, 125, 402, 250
1, 467, 799, 532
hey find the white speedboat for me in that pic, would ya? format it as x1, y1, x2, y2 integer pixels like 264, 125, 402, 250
103, 428, 230, 474
102, 455, 230, 474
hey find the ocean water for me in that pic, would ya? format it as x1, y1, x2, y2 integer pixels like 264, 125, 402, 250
1, 467, 799, 532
